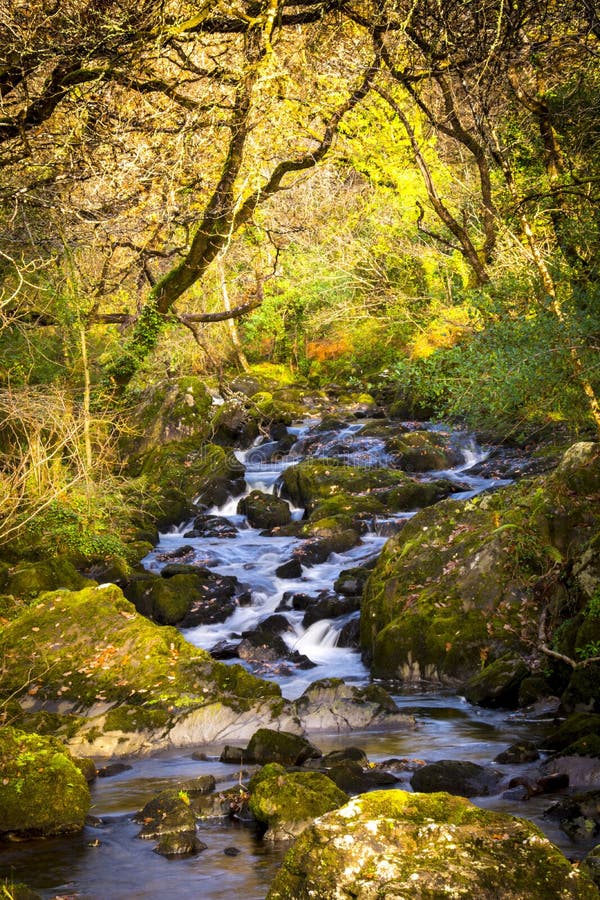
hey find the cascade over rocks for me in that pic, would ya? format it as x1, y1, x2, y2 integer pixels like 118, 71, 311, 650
267, 790, 598, 899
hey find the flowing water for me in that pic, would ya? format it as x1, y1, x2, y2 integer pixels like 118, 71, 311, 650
1, 417, 581, 900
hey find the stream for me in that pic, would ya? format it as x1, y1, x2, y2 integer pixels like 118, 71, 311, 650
0, 416, 580, 899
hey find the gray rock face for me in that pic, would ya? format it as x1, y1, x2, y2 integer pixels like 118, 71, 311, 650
294, 678, 416, 733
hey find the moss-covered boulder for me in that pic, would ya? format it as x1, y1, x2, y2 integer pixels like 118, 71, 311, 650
267, 790, 599, 899
462, 655, 530, 708
248, 765, 348, 840
361, 442, 600, 690
4, 558, 91, 599
0, 727, 90, 838
245, 729, 321, 766
0, 583, 296, 755
386, 429, 457, 472
282, 459, 455, 514
124, 376, 213, 456
237, 490, 292, 529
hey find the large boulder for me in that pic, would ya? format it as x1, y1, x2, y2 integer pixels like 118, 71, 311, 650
0, 583, 296, 756
267, 790, 599, 899
282, 459, 457, 514
361, 442, 600, 692
123, 376, 213, 456
0, 727, 91, 838
248, 764, 348, 840
294, 679, 415, 732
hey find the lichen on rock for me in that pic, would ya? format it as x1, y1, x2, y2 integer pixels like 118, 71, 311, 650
267, 790, 599, 898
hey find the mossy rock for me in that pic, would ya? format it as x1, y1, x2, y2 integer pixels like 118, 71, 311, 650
0, 727, 90, 838
245, 729, 321, 766
0, 583, 279, 718
282, 459, 410, 509
361, 444, 600, 689
123, 376, 212, 455
0, 883, 42, 900
123, 572, 202, 625
5, 558, 91, 599
267, 790, 599, 899
130, 440, 244, 529
463, 655, 530, 708
248, 768, 348, 840
583, 843, 600, 887
544, 713, 600, 752
386, 430, 455, 472
237, 490, 292, 529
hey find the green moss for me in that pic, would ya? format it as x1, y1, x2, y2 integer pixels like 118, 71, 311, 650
103, 703, 171, 733
5, 558, 91, 599
249, 770, 348, 839
267, 790, 599, 899
0, 583, 279, 718
0, 727, 90, 837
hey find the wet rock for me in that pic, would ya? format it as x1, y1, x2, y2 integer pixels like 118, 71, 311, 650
506, 773, 569, 799
0, 727, 91, 838
288, 592, 313, 610
245, 728, 322, 766
267, 790, 599, 899
209, 640, 240, 659
333, 562, 376, 596
463, 655, 530, 708
545, 790, 600, 842
292, 530, 360, 566
302, 594, 360, 628
237, 490, 291, 529
224, 846, 241, 856
321, 747, 368, 767
326, 760, 397, 794
336, 616, 360, 648
193, 785, 250, 820
251, 614, 294, 637
220, 745, 245, 764
237, 632, 289, 663
184, 513, 239, 539
295, 679, 416, 732
154, 832, 207, 858
97, 762, 133, 778
196, 476, 246, 509
248, 763, 348, 841
136, 791, 197, 839
410, 759, 504, 797
275, 559, 303, 579
494, 740, 539, 764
